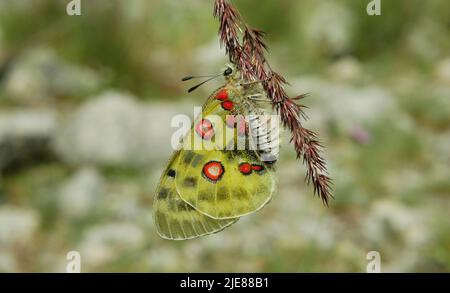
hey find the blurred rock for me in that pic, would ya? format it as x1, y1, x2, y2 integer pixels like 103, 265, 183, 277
327, 57, 362, 82
432, 131, 450, 165
275, 166, 341, 250
54, 91, 143, 166
0, 251, 19, 272
3, 48, 102, 104
104, 183, 143, 221
303, 1, 354, 55
363, 200, 428, 246
54, 90, 186, 167
0, 205, 40, 247
80, 222, 144, 268
58, 167, 105, 219
291, 77, 396, 131
407, 19, 442, 62
140, 100, 190, 164
434, 58, 450, 84
146, 247, 181, 272
0, 109, 57, 171
361, 201, 432, 273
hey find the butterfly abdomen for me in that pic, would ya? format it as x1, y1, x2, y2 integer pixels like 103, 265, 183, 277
248, 109, 280, 164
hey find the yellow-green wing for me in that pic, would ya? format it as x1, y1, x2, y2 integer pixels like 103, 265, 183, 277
180, 90, 236, 152
154, 152, 239, 240
174, 87, 277, 219
175, 149, 276, 219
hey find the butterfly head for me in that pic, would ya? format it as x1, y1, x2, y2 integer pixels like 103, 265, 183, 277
222, 64, 240, 82
221, 64, 266, 103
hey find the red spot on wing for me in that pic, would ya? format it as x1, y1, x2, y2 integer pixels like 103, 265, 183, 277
216, 89, 229, 101
221, 101, 234, 111
202, 161, 224, 182
239, 163, 252, 175
195, 119, 215, 140
251, 164, 264, 171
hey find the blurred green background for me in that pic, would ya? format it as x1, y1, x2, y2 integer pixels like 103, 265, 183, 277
0, 0, 449, 272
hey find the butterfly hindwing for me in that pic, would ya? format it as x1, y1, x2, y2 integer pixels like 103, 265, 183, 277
154, 153, 239, 240
175, 149, 276, 219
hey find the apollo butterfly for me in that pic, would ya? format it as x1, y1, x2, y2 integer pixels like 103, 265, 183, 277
153, 65, 279, 240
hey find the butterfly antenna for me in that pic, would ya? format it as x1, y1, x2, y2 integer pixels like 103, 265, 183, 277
182, 75, 215, 81
187, 73, 223, 93
183, 67, 233, 93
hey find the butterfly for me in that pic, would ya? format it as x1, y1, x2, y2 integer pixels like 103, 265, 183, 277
153, 65, 279, 240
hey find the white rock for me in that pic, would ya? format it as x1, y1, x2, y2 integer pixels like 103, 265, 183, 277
4, 48, 101, 104
54, 90, 190, 166
58, 167, 105, 219
79, 222, 144, 268
0, 109, 57, 140
0, 251, 19, 272
291, 76, 396, 131
54, 91, 144, 166
0, 206, 40, 247
0, 109, 57, 170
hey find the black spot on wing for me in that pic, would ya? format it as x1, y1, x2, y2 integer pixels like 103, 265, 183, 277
191, 154, 204, 167
183, 151, 195, 165
167, 169, 176, 178
158, 188, 169, 199
217, 188, 229, 201
234, 187, 250, 200
199, 192, 211, 201
183, 177, 197, 188
169, 199, 195, 212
